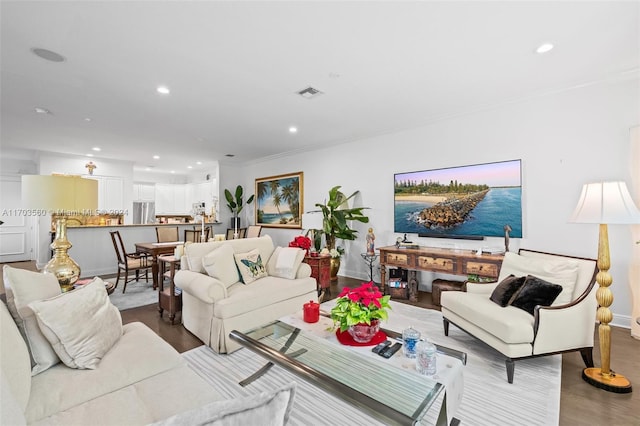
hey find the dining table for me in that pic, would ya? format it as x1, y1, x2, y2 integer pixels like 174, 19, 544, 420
134, 241, 184, 290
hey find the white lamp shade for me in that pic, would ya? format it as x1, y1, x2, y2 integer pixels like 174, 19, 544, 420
302, 212, 324, 230
570, 181, 640, 224
22, 175, 98, 212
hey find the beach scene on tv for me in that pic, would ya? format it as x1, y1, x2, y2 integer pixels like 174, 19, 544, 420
394, 160, 522, 238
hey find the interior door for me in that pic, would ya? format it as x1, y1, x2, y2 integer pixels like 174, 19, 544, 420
0, 176, 34, 262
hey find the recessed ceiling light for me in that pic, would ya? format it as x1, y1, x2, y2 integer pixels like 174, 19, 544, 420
156, 86, 170, 95
84, 118, 92, 122
153, 155, 160, 160
170, 170, 175, 174
535, 43, 554, 54
187, 166, 193, 169
92, 147, 101, 152
86, 154, 94, 157
31, 47, 66, 62
289, 126, 298, 134
196, 161, 202, 165
145, 167, 151, 171
34, 107, 51, 114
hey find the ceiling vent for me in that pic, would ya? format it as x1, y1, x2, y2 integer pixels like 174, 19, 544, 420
297, 86, 324, 99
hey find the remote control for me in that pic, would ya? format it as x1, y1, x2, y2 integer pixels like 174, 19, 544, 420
379, 342, 402, 359
372, 340, 391, 354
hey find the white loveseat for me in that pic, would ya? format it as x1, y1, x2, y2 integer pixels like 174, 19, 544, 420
175, 235, 318, 354
441, 249, 598, 383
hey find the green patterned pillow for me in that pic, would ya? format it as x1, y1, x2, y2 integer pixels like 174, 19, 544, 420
234, 249, 268, 284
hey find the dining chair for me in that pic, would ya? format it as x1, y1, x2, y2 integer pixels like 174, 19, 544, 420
109, 230, 152, 293
225, 228, 247, 239
184, 228, 210, 243
246, 225, 262, 238
156, 226, 179, 243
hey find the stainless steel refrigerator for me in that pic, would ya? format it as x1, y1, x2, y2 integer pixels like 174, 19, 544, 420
133, 202, 156, 224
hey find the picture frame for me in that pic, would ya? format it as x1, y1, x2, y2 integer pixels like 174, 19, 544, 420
255, 171, 303, 228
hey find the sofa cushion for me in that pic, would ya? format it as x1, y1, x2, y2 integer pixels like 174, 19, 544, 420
509, 275, 563, 315
234, 249, 268, 284
489, 275, 526, 307
25, 322, 184, 423
29, 278, 123, 370
214, 276, 316, 319
0, 301, 32, 414
267, 247, 305, 279
3, 265, 61, 375
184, 236, 276, 274
151, 382, 296, 426
498, 252, 579, 305
202, 244, 240, 287
441, 291, 535, 344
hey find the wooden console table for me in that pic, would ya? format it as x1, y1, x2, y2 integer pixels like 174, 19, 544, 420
378, 245, 504, 297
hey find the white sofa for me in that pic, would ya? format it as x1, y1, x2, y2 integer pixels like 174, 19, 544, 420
441, 249, 598, 383
0, 296, 224, 425
175, 235, 318, 354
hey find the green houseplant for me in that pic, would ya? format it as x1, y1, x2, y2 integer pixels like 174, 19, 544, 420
224, 185, 254, 229
314, 186, 369, 255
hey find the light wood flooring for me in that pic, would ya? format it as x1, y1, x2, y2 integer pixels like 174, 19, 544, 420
2, 262, 638, 425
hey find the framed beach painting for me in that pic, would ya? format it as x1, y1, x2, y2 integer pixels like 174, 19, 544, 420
255, 172, 303, 228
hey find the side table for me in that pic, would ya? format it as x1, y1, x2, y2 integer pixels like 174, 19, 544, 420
303, 254, 331, 296
157, 254, 183, 325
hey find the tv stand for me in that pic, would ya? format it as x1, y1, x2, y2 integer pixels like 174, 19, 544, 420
378, 245, 504, 300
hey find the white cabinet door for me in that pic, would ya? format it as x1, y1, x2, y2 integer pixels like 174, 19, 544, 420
172, 185, 187, 214
155, 184, 173, 214
86, 176, 124, 212
140, 184, 155, 201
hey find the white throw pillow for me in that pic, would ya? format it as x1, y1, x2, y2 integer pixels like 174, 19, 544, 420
202, 244, 240, 287
2, 265, 62, 375
151, 382, 296, 426
267, 247, 305, 279
29, 277, 123, 369
499, 252, 579, 305
234, 248, 268, 284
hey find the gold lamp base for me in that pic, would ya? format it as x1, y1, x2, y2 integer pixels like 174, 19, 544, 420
43, 217, 81, 292
582, 367, 632, 394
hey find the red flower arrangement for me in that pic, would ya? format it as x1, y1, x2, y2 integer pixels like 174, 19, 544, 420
289, 235, 312, 251
330, 281, 391, 332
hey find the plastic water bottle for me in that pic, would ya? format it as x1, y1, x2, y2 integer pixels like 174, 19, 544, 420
416, 339, 437, 376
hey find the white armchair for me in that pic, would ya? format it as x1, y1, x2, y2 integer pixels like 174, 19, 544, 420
441, 249, 597, 383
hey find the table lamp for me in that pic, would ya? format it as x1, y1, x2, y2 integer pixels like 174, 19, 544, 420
570, 181, 640, 393
22, 175, 98, 292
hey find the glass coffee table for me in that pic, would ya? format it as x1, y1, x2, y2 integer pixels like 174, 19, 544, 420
230, 317, 465, 426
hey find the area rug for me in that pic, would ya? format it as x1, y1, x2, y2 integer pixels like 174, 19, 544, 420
182, 301, 561, 426
108, 281, 157, 311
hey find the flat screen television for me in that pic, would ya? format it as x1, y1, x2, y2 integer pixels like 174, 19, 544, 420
394, 159, 522, 239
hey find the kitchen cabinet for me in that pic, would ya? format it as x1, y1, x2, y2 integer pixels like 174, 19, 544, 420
133, 183, 155, 202
85, 176, 124, 211
155, 181, 215, 214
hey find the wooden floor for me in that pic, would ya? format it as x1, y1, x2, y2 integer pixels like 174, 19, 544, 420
2, 263, 638, 425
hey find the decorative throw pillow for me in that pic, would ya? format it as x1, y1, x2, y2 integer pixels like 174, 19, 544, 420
202, 244, 240, 287
498, 252, 579, 305
2, 265, 62, 375
489, 275, 527, 307
28, 277, 123, 369
266, 247, 305, 279
151, 382, 296, 426
509, 275, 563, 315
234, 249, 268, 284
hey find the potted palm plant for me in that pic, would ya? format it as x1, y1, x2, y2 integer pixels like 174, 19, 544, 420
314, 186, 369, 280
224, 185, 254, 230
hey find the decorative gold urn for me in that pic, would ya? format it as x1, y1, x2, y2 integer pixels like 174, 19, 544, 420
330, 257, 340, 281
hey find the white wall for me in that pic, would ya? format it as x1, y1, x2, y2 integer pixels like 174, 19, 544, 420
233, 77, 639, 328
